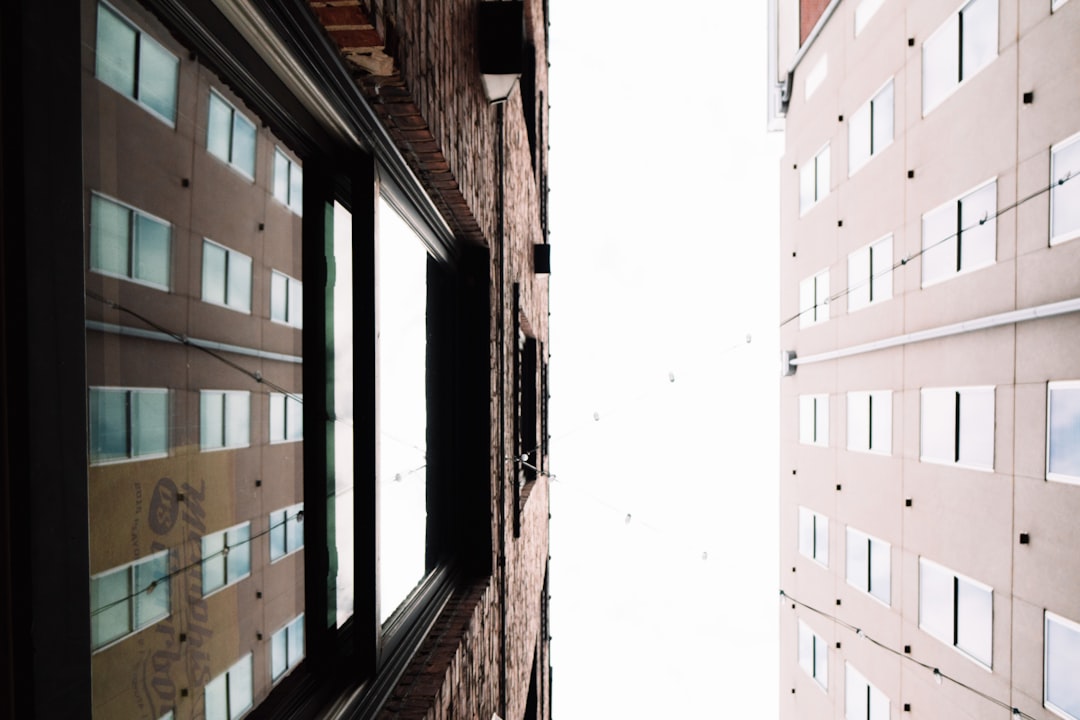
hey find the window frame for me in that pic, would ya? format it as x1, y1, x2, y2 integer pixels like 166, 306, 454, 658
1046, 380, 1080, 484
799, 144, 831, 215
204, 653, 254, 720
269, 503, 304, 562
799, 268, 830, 328
1050, 131, 1080, 246
271, 614, 306, 683
89, 192, 172, 290
846, 390, 892, 455
207, 88, 258, 180
845, 527, 891, 605
1045, 611, 1080, 720
798, 618, 829, 690
94, 0, 179, 126
89, 550, 170, 652
199, 389, 251, 451
201, 522, 252, 597
273, 147, 304, 215
88, 386, 170, 465
799, 394, 830, 447
918, 556, 994, 668
920, 386, 995, 471
921, 0, 999, 115
921, 178, 998, 287
847, 234, 893, 312
845, 662, 890, 720
798, 506, 829, 567
201, 238, 253, 314
848, 78, 895, 176
270, 269, 303, 328
269, 392, 303, 444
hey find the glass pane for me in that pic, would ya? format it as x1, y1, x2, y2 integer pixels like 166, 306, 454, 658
799, 395, 814, 444
227, 251, 252, 313
132, 390, 168, 457
956, 578, 992, 665
207, 93, 232, 163
799, 276, 814, 328
288, 616, 304, 666
854, 0, 885, 35
848, 102, 871, 175
133, 553, 169, 627
290, 164, 304, 214
224, 392, 249, 448
845, 664, 866, 720
922, 203, 958, 285
137, 35, 178, 123
870, 236, 892, 302
870, 391, 891, 453
91, 568, 130, 648
134, 214, 171, 287
271, 628, 287, 679
847, 529, 869, 591
95, 3, 137, 98
815, 515, 829, 566
202, 242, 227, 305
869, 538, 890, 604
90, 195, 131, 278
286, 396, 303, 441
226, 524, 251, 582
848, 246, 871, 311
90, 388, 129, 462
1046, 615, 1080, 718
269, 510, 285, 560
290, 505, 304, 551
229, 655, 253, 718
798, 507, 814, 558
960, 0, 997, 81
1051, 139, 1080, 242
269, 394, 285, 443
378, 197, 430, 622
816, 146, 830, 201
798, 621, 813, 676
815, 396, 829, 446
231, 114, 257, 178
959, 182, 996, 272
869, 684, 889, 720
919, 559, 954, 644
202, 532, 225, 593
921, 389, 956, 463
848, 393, 870, 451
273, 151, 290, 205
204, 672, 227, 720
922, 15, 959, 113
332, 201, 355, 627
200, 392, 223, 449
814, 631, 828, 687
871, 80, 894, 154
800, 162, 815, 214
814, 272, 829, 323
288, 278, 303, 328
271, 272, 288, 322
1049, 385, 1080, 477
958, 388, 994, 469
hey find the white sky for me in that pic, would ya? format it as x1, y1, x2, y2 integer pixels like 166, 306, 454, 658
547, 2, 784, 717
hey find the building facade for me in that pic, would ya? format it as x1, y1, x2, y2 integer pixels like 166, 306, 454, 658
1, 1, 551, 719
771, 0, 1080, 718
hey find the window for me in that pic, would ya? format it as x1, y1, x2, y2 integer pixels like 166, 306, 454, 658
1051, 133, 1080, 245
1053, 0, 1071, 10
805, 54, 828, 100
798, 506, 829, 567
845, 663, 889, 720
846, 527, 890, 604
202, 239, 252, 313
199, 390, 250, 450
798, 619, 828, 689
920, 386, 994, 470
201, 523, 251, 595
849, 79, 894, 175
847, 390, 892, 454
919, 557, 993, 666
1046, 611, 1080, 720
1047, 381, 1080, 483
799, 394, 829, 447
90, 551, 170, 650
270, 503, 304, 562
271, 270, 303, 327
921, 180, 996, 286
207, 90, 257, 178
89, 387, 168, 463
854, 0, 886, 35
273, 148, 304, 214
799, 269, 830, 327
90, 193, 171, 289
94, 2, 178, 124
847, 235, 892, 311
271, 614, 305, 682
800, 145, 831, 214
922, 0, 998, 114
269, 393, 303, 444
205, 654, 253, 720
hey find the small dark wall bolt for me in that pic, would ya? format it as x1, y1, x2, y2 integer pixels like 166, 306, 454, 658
1023, 91, 1034, 104
836, 484, 842, 491
908, 38, 915, 46
905, 498, 913, 507
258, 223, 265, 231
835, 641, 842, 649
904, 645, 911, 654
838, 219, 843, 227
181, 178, 190, 188
179, 633, 187, 642
836, 599, 842, 606
838, 115, 844, 122
256, 591, 263, 599
255, 479, 262, 487
904, 703, 911, 712
792, 567, 797, 572
1020, 533, 1030, 544
181, 689, 189, 698
908, 170, 915, 179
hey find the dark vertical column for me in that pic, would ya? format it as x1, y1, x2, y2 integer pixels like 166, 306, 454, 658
1, 0, 91, 716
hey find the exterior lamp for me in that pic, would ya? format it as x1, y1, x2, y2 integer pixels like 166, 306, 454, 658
478, 0, 524, 103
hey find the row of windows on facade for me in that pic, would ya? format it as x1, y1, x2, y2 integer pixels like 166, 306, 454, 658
798, 132, 1080, 327
90, 504, 303, 652
90, 193, 303, 325
89, 388, 302, 463
798, 382, 1080, 482
95, 2, 304, 213
797, 512, 1080, 720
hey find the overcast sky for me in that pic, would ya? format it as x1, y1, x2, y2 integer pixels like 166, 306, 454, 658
547, 2, 784, 716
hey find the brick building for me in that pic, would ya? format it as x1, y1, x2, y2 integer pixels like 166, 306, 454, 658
1, 1, 551, 719
770, 0, 1080, 719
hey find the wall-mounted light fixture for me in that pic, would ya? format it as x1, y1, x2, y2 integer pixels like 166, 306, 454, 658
478, 0, 524, 103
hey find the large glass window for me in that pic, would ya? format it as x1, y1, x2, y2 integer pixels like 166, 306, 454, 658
269, 503, 304, 562
800, 144, 831, 214
271, 615, 305, 682
270, 393, 303, 443
1051, 133, 1080, 245
798, 506, 829, 567
90, 551, 170, 650
919, 557, 993, 666
845, 663, 889, 720
207, 90, 257, 179
90, 194, 171, 289
848, 79, 894, 175
95, 2, 179, 124
798, 619, 828, 689
89, 387, 168, 463
846, 527, 890, 605
1048, 381, 1080, 483
205, 654, 253, 720
922, 0, 998, 114
847, 235, 892, 312
799, 394, 829, 447
200, 390, 251, 450
799, 269, 830, 327
920, 386, 994, 470
922, 180, 997, 286
847, 390, 891, 454
1046, 612, 1080, 720
201, 523, 252, 596
271, 270, 303, 327
202, 240, 252, 313
273, 148, 304, 214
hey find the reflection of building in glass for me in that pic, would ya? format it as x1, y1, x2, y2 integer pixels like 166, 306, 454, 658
2, 1, 551, 719
771, 2, 1080, 719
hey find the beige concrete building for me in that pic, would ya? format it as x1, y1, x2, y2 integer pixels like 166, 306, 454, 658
770, 1, 1080, 718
